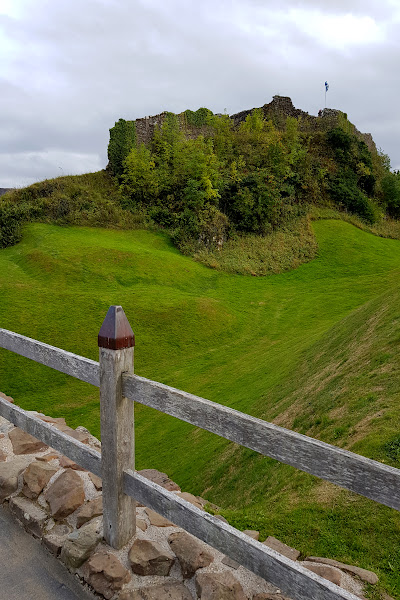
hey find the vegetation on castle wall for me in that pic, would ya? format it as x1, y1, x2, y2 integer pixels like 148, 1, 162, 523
108, 118, 136, 178
184, 107, 214, 128
117, 106, 397, 255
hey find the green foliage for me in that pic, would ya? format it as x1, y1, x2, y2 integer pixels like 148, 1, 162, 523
113, 107, 392, 252
240, 108, 265, 133
122, 121, 225, 251
327, 128, 353, 163
184, 107, 214, 128
3, 104, 395, 269
1, 172, 144, 237
108, 118, 136, 178
325, 127, 380, 222
384, 436, 400, 464
329, 171, 377, 224
381, 172, 400, 217
120, 145, 159, 204
194, 216, 318, 275
0, 201, 28, 248
337, 111, 352, 133
223, 170, 304, 234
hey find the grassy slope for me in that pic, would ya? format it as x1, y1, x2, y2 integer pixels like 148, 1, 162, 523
0, 220, 400, 596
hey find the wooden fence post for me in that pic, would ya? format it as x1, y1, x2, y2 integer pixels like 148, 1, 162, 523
98, 305, 136, 548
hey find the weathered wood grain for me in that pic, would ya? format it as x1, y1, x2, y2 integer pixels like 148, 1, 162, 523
0, 329, 99, 386
122, 373, 400, 511
2, 326, 399, 511
124, 471, 359, 600
0, 397, 101, 476
99, 334, 135, 548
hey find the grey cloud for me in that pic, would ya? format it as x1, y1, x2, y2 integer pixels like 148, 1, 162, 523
1, 0, 400, 185
244, 0, 393, 18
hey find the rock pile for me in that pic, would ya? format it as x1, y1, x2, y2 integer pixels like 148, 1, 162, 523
0, 398, 383, 600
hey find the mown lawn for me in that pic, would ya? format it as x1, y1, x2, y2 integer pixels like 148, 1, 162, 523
1, 220, 400, 597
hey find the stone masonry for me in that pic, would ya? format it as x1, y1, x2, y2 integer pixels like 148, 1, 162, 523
124, 96, 376, 154
0, 394, 383, 600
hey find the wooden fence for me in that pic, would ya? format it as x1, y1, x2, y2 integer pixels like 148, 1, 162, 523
0, 305, 399, 600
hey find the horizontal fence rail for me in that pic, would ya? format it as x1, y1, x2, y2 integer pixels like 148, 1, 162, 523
1, 327, 400, 512
126, 472, 359, 600
0, 329, 99, 387
0, 397, 101, 477
123, 374, 400, 512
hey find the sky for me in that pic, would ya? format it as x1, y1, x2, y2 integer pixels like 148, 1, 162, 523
1, 0, 400, 188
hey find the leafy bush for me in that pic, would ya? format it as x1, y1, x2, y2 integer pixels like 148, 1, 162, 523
329, 172, 377, 224
120, 145, 159, 205
184, 107, 214, 128
108, 119, 136, 178
327, 128, 353, 163
0, 202, 28, 248
382, 172, 400, 218
115, 109, 389, 249
384, 436, 400, 464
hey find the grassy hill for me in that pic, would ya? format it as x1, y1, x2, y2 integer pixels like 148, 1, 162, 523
0, 219, 400, 597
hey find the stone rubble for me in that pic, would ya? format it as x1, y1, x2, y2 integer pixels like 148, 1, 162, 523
262, 537, 301, 562
60, 517, 103, 568
144, 507, 174, 527
43, 523, 72, 555
0, 391, 14, 403
168, 531, 214, 579
301, 562, 342, 586
76, 496, 103, 528
9, 495, 48, 538
138, 469, 181, 492
88, 471, 102, 489
0, 409, 379, 600
129, 539, 176, 576
306, 556, 379, 585
120, 581, 193, 600
22, 460, 58, 499
0, 456, 31, 501
45, 469, 85, 519
84, 551, 131, 599
196, 571, 247, 600
9, 427, 48, 454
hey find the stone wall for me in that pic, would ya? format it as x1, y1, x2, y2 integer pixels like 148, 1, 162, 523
134, 112, 168, 146
133, 112, 214, 147
126, 96, 376, 156
0, 392, 379, 600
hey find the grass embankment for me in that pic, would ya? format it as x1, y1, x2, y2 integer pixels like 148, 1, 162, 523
2, 171, 141, 229
0, 220, 400, 597
1, 171, 319, 275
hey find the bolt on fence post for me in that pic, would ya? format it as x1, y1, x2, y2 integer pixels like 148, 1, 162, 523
98, 305, 136, 549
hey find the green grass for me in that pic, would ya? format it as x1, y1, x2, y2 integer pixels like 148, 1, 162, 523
193, 216, 318, 275
1, 219, 400, 597
2, 170, 145, 229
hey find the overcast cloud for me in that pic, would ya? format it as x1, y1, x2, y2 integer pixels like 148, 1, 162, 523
1, 0, 400, 188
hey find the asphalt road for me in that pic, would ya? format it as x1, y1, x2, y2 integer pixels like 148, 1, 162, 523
0, 505, 97, 600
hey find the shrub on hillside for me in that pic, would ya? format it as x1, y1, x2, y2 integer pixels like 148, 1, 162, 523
108, 119, 136, 178
381, 171, 400, 218
0, 202, 28, 248
329, 172, 377, 224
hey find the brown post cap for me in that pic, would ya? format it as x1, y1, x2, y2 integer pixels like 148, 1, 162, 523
98, 306, 135, 350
